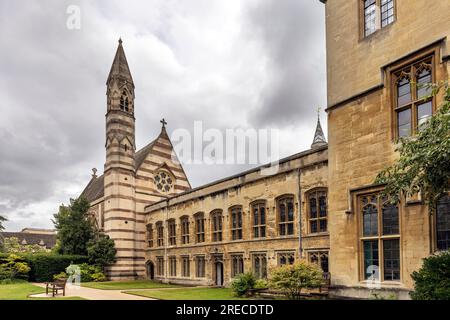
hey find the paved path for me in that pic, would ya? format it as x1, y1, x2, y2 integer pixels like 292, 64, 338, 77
30, 283, 155, 300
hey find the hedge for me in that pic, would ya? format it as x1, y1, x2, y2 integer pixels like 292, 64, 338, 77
0, 253, 88, 282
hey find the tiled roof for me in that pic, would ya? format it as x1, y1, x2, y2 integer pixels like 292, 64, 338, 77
80, 174, 105, 203
0, 232, 57, 249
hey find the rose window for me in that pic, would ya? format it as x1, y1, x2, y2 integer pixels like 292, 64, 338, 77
155, 171, 173, 193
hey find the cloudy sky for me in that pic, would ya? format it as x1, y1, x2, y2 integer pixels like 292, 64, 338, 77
0, 0, 326, 231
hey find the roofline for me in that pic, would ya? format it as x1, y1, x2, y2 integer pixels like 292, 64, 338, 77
145, 144, 328, 210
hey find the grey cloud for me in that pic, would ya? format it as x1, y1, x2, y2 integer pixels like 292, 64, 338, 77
0, 0, 325, 231
244, 0, 326, 128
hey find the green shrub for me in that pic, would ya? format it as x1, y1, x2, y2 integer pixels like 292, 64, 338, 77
53, 272, 68, 280
255, 279, 268, 289
0, 264, 12, 281
0, 253, 88, 282
91, 272, 107, 282
78, 263, 106, 282
230, 272, 256, 297
0, 254, 30, 281
269, 260, 324, 300
410, 250, 450, 300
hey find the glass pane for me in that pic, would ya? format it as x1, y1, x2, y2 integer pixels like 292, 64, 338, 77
364, 0, 377, 36
287, 223, 294, 235
310, 197, 317, 218
363, 204, 378, 236
279, 204, 286, 222
310, 220, 318, 233
320, 254, 329, 272
260, 207, 266, 224
417, 68, 432, 98
398, 108, 411, 138
280, 224, 286, 236
319, 195, 327, 217
397, 78, 411, 106
364, 240, 379, 280
382, 204, 399, 235
417, 101, 432, 130
320, 219, 327, 233
287, 202, 294, 221
437, 195, 450, 251
383, 239, 400, 281
253, 208, 259, 225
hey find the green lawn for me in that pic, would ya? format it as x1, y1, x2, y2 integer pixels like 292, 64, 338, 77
82, 280, 180, 290
0, 280, 84, 300
125, 287, 246, 300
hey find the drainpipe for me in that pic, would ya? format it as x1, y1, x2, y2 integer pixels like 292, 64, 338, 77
164, 198, 169, 284
297, 168, 303, 259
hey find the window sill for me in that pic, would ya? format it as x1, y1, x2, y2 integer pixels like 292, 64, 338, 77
359, 21, 395, 43
304, 232, 329, 238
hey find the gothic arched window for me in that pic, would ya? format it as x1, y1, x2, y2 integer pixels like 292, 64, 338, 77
211, 210, 223, 242
277, 196, 295, 236
119, 90, 130, 112
307, 189, 327, 234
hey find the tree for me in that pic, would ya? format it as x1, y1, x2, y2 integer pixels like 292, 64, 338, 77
0, 214, 6, 231
269, 260, 324, 300
53, 197, 94, 255
375, 82, 450, 211
410, 250, 450, 300
87, 234, 116, 269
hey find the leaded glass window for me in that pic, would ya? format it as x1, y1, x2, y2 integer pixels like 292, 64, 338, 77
231, 255, 244, 277
230, 206, 243, 240
196, 256, 206, 278
308, 190, 327, 233
393, 58, 434, 138
181, 216, 190, 244
437, 195, 450, 251
359, 192, 400, 281
278, 196, 295, 236
252, 202, 266, 238
168, 219, 176, 246
252, 253, 267, 279
195, 212, 205, 243
156, 221, 164, 247
278, 252, 295, 266
211, 210, 223, 242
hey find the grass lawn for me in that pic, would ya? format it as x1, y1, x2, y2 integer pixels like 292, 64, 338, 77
124, 287, 246, 300
0, 280, 84, 300
82, 280, 180, 290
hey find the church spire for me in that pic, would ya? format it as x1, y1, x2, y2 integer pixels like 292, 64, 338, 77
107, 38, 134, 87
311, 108, 327, 149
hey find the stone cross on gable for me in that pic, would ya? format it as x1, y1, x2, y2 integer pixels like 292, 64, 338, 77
160, 118, 167, 128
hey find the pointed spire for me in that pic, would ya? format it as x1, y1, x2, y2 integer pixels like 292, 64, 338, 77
107, 38, 134, 87
311, 107, 327, 149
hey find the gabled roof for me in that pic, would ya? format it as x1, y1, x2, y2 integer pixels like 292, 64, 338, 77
80, 174, 104, 203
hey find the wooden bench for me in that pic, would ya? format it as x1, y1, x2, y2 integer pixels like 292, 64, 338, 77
46, 278, 67, 297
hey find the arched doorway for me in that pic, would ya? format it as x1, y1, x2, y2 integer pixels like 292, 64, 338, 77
215, 262, 224, 286
146, 261, 155, 280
